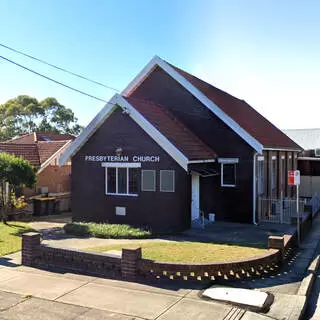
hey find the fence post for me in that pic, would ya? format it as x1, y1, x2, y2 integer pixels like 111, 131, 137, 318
280, 191, 283, 224
121, 247, 141, 281
22, 232, 41, 266
268, 236, 285, 260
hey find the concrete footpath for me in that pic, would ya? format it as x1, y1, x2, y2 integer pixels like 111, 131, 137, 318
0, 249, 316, 320
0, 255, 268, 320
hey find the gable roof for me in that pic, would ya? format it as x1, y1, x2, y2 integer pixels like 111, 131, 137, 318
122, 56, 301, 152
283, 128, 320, 150
0, 140, 71, 168
59, 94, 216, 170
125, 97, 217, 161
6, 132, 75, 144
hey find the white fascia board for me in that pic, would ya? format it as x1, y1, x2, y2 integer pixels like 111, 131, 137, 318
59, 94, 119, 166
122, 56, 263, 154
298, 157, 320, 161
263, 147, 302, 152
38, 140, 72, 174
118, 95, 189, 171
188, 159, 215, 164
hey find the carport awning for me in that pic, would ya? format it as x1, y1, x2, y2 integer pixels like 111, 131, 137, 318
190, 168, 219, 177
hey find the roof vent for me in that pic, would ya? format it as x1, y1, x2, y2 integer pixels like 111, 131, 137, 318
315, 149, 320, 157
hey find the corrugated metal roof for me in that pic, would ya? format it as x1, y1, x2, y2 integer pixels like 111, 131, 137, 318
283, 128, 320, 150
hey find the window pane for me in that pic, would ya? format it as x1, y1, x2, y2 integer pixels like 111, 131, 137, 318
223, 164, 235, 185
118, 168, 127, 194
129, 168, 138, 194
107, 168, 116, 193
142, 170, 155, 191
160, 170, 175, 192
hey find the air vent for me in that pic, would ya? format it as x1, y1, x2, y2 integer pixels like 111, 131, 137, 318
315, 149, 320, 157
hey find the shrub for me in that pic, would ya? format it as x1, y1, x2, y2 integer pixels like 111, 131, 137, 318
64, 222, 152, 239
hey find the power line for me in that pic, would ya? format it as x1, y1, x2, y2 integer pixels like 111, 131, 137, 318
0, 55, 109, 103
0, 42, 120, 92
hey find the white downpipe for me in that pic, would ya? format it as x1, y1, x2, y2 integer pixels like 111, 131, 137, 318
253, 152, 258, 225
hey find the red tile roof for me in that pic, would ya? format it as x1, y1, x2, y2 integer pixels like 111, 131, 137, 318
125, 97, 217, 160
37, 141, 69, 164
0, 140, 70, 166
171, 65, 301, 150
6, 132, 75, 144
0, 143, 40, 166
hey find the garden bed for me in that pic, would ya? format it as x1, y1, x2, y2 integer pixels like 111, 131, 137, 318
64, 222, 152, 239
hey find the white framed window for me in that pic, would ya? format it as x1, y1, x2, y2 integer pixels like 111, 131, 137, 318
218, 158, 238, 187
141, 170, 156, 191
102, 162, 140, 196
160, 170, 175, 192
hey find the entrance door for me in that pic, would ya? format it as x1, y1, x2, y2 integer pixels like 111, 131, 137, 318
191, 174, 200, 221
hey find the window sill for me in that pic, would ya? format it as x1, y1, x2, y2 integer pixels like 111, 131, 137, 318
221, 184, 236, 188
106, 193, 138, 197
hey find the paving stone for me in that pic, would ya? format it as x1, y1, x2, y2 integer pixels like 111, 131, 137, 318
57, 282, 180, 320
0, 297, 89, 320
157, 297, 232, 320
0, 272, 86, 300
0, 291, 26, 311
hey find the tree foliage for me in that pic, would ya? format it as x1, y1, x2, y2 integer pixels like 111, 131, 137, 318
0, 95, 82, 141
0, 153, 37, 223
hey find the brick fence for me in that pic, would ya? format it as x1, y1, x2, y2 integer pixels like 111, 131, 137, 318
21, 229, 299, 283
21, 210, 314, 283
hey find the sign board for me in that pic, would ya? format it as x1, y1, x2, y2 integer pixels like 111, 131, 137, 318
288, 170, 300, 186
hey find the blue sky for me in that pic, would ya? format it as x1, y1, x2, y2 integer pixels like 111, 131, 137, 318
0, 0, 319, 129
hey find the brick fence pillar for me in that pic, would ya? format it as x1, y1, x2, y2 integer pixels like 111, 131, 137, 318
268, 236, 285, 260
121, 247, 141, 281
22, 232, 41, 266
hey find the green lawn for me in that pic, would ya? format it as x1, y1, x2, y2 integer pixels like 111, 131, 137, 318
87, 241, 267, 263
0, 222, 33, 256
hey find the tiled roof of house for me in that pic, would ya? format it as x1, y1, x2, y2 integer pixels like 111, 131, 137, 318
0, 140, 71, 166
6, 132, 75, 144
37, 141, 70, 164
171, 64, 302, 150
125, 97, 217, 160
0, 143, 40, 166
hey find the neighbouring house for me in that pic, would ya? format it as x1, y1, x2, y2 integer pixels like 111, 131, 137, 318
60, 56, 301, 232
284, 128, 320, 198
1, 132, 74, 196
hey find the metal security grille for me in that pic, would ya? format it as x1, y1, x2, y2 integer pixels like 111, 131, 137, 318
258, 197, 305, 224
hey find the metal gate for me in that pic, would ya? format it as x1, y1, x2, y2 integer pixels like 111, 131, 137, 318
258, 197, 305, 224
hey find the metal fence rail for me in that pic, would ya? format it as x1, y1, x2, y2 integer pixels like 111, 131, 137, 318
258, 197, 305, 224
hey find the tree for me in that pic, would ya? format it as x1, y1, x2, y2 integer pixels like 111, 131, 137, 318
0, 153, 37, 224
0, 95, 83, 141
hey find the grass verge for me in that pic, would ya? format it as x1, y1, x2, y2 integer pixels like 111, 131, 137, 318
87, 241, 267, 263
64, 222, 152, 239
0, 222, 33, 256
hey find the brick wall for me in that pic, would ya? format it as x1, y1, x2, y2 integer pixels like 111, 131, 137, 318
37, 165, 71, 193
